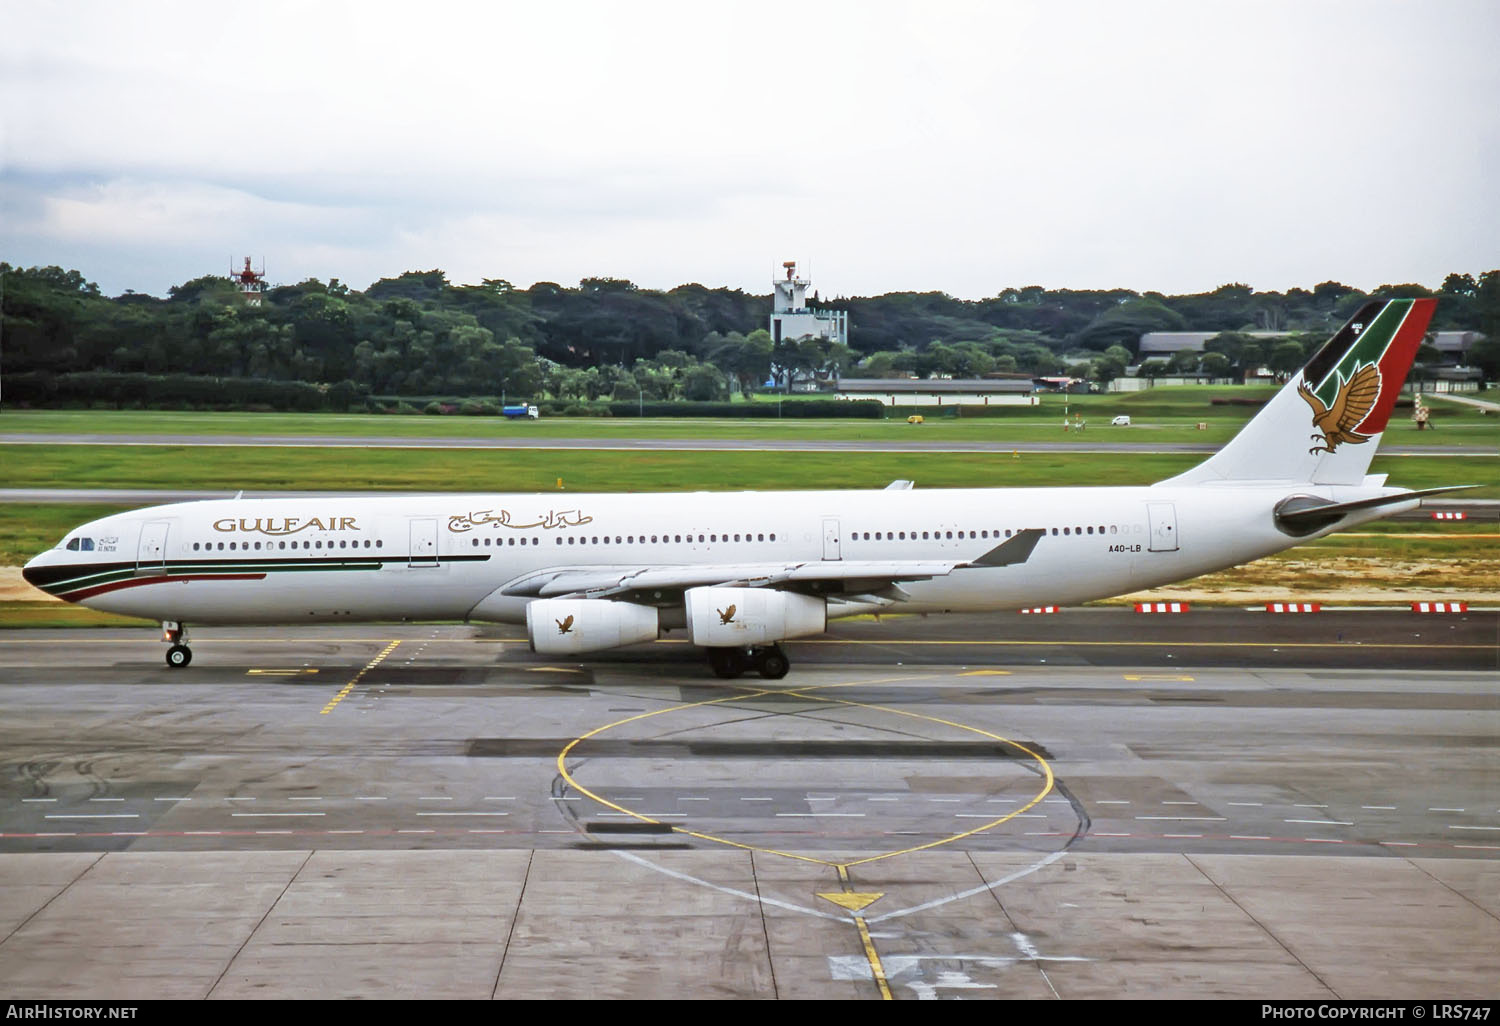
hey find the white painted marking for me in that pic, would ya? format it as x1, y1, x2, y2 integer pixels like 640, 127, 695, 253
21, 798, 57, 803
679, 797, 710, 802
484, 796, 516, 801
89, 798, 124, 802
327, 830, 365, 835
551, 796, 580, 801
1286, 819, 1352, 826
1162, 801, 1199, 805
355, 796, 387, 801
807, 797, 839, 802
1097, 800, 1130, 805
1230, 835, 1271, 840
985, 798, 1017, 804
1294, 804, 1329, 809
184, 831, 222, 835
609, 849, 846, 923
1304, 838, 1344, 844
1449, 825, 1500, 831
741, 797, 774, 802
1163, 833, 1203, 838
288, 796, 323, 801
1136, 816, 1225, 822
776, 813, 865, 818
956, 814, 1003, 819
1362, 806, 1397, 810
1380, 841, 1418, 847
1044, 799, 1069, 805
1024, 831, 1060, 836
929, 798, 961, 803
397, 829, 435, 834
417, 812, 510, 817
869, 797, 902, 802
45, 814, 138, 820
109, 832, 146, 837
418, 796, 453, 801
33, 833, 75, 837
230, 812, 325, 818
468, 829, 507, 834
254, 830, 293, 835
153, 797, 190, 802
1455, 844, 1500, 851
225, 797, 255, 802
1094, 832, 1132, 837
1227, 802, 1263, 807
1430, 807, 1466, 813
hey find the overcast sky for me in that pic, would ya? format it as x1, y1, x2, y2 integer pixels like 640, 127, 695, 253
2, 0, 1496, 300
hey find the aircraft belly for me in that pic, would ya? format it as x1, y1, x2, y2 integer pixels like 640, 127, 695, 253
83, 566, 489, 624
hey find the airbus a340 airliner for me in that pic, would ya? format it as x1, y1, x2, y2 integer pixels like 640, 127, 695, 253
24, 298, 1460, 678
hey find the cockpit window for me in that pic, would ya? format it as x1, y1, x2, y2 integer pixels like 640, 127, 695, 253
64, 538, 95, 552
66, 538, 79, 551
81, 538, 94, 551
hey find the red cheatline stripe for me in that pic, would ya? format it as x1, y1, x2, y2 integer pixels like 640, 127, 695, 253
61, 573, 267, 603
1360, 297, 1436, 436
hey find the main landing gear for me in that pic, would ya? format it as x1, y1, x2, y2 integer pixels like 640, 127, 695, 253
706, 644, 790, 680
162, 621, 192, 669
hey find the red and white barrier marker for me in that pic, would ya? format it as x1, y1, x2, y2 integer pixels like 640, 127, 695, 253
1266, 602, 1321, 613
1430, 511, 1467, 520
1135, 602, 1190, 613
1020, 606, 1059, 614
1411, 601, 1468, 613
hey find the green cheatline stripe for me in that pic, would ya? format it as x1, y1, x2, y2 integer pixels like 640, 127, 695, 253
39, 552, 494, 596
45, 560, 387, 597
1309, 299, 1408, 403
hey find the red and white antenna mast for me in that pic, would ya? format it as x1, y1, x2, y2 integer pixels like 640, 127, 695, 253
231, 256, 266, 305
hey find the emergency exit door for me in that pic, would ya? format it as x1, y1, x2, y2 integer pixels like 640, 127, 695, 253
822, 518, 842, 561
1146, 502, 1179, 552
408, 518, 439, 566
136, 521, 169, 574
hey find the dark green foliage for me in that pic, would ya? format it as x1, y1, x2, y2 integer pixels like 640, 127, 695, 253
3, 263, 1493, 416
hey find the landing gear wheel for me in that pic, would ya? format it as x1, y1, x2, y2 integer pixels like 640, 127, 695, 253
707, 647, 748, 679
165, 644, 192, 669
753, 645, 790, 680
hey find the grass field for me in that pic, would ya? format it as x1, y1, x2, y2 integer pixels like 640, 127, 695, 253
4, 394, 1496, 446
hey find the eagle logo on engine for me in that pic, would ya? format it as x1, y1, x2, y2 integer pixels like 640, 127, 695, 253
717, 604, 737, 625
556, 615, 575, 635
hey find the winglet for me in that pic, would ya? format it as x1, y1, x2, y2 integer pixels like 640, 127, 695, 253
962, 528, 1044, 567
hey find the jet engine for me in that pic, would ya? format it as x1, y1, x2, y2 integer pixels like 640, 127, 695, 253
526, 599, 659, 655
685, 587, 826, 647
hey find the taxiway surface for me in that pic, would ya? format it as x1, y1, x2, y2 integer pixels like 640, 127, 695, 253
0, 612, 1495, 999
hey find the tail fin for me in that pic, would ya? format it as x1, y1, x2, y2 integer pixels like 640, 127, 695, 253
1160, 297, 1437, 486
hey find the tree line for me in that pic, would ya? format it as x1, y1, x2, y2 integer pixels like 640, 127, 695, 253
3, 264, 1496, 410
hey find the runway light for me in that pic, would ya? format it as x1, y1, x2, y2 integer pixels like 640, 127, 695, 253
1411, 601, 1468, 613
1134, 602, 1190, 613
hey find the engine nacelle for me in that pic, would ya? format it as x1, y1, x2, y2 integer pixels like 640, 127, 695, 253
526, 599, 659, 654
685, 587, 826, 648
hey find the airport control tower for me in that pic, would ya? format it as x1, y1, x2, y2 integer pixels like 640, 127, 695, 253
769, 261, 847, 346
232, 257, 266, 306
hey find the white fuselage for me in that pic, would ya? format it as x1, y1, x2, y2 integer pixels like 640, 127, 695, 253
24, 483, 1405, 626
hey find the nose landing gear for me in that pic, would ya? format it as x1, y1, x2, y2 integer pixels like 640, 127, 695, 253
162, 622, 192, 668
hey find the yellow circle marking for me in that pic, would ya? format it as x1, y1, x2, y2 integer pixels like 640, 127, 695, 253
555, 673, 1055, 871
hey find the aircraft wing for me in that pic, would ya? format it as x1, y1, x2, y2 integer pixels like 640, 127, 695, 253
503, 528, 1045, 600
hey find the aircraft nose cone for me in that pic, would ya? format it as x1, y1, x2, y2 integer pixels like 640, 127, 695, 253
21, 552, 49, 590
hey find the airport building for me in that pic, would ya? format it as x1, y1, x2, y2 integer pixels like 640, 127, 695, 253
769, 261, 847, 347
835, 377, 1038, 406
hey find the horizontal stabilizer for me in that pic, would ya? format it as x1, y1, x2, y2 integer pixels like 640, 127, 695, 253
1275, 486, 1476, 533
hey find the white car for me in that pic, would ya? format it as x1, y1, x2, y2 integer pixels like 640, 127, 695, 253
1111, 415, 1131, 426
